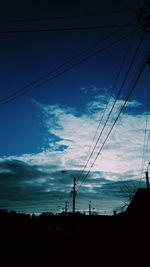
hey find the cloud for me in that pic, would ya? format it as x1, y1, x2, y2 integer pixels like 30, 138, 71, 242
0, 158, 73, 213
0, 87, 149, 214
34, 93, 148, 176
80, 85, 107, 95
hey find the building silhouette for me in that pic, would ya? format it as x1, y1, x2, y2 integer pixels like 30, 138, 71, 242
126, 188, 150, 216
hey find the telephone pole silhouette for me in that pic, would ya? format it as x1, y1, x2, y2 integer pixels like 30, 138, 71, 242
61, 170, 77, 213
72, 177, 76, 213
145, 162, 150, 189
89, 201, 91, 215
65, 201, 68, 213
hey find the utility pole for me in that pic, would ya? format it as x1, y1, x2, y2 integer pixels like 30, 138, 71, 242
72, 177, 76, 213
61, 170, 77, 213
145, 171, 150, 189
145, 162, 150, 189
89, 201, 91, 215
65, 201, 68, 213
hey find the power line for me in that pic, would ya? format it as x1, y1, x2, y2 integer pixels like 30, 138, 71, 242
79, 59, 147, 187
119, 0, 139, 16
0, 28, 138, 106
76, 25, 137, 182
77, 27, 145, 184
0, 23, 137, 34
78, 30, 147, 187
0, 9, 134, 24
139, 81, 150, 186
0, 24, 131, 104
95, 177, 146, 187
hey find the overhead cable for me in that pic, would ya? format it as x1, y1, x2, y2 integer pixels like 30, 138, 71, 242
0, 28, 139, 106
0, 24, 131, 104
78, 30, 147, 187
0, 23, 137, 34
76, 25, 137, 182
139, 80, 150, 186
79, 59, 147, 187
0, 9, 135, 24
119, 0, 139, 16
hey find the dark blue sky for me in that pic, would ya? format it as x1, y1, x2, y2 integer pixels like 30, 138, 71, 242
0, 0, 150, 214
0, 0, 146, 155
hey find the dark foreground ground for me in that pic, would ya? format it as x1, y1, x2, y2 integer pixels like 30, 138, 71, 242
0, 210, 149, 263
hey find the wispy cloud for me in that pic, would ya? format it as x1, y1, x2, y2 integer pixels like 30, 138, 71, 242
0, 87, 149, 213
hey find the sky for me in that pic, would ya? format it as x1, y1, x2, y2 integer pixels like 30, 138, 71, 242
0, 0, 150, 215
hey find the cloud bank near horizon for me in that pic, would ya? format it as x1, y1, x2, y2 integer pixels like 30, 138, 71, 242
0, 86, 149, 213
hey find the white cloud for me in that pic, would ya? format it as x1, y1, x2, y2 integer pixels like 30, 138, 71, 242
10, 91, 150, 179
80, 85, 108, 95
28, 92, 149, 179
1, 87, 149, 213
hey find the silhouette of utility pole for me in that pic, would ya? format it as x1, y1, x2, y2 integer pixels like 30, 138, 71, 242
61, 170, 77, 213
65, 201, 68, 213
89, 201, 91, 215
71, 177, 76, 213
145, 171, 149, 188
146, 162, 150, 189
